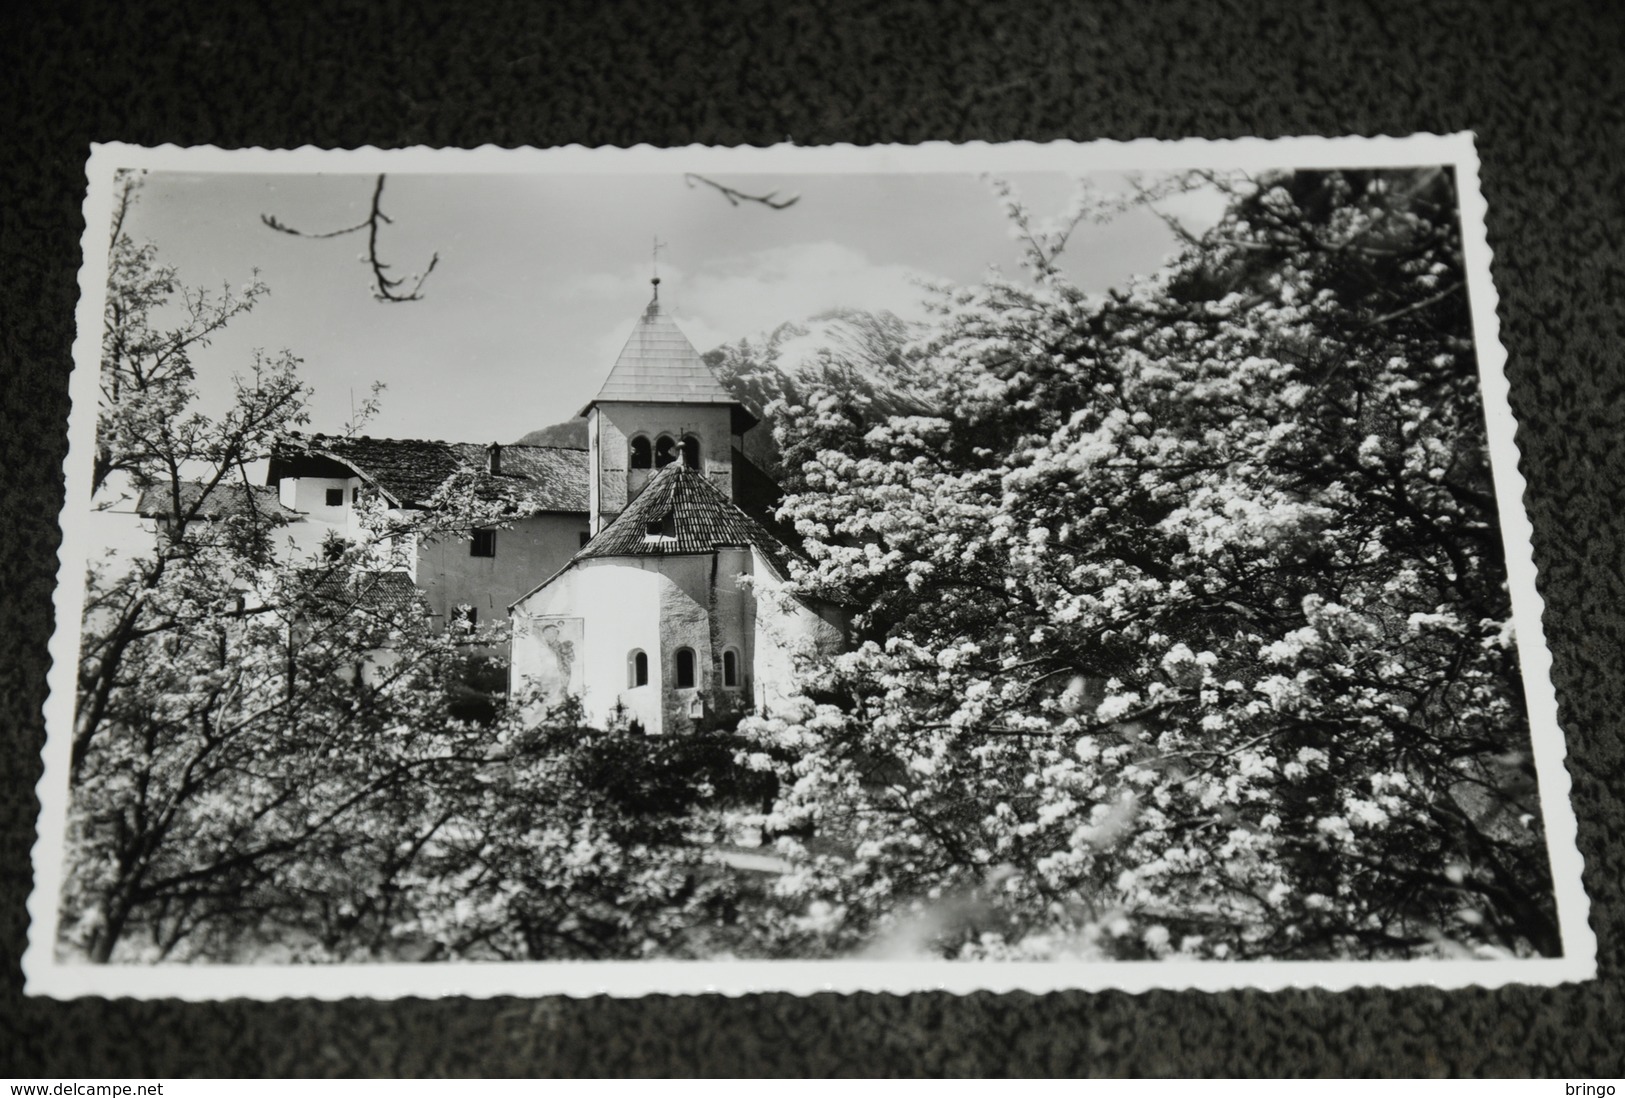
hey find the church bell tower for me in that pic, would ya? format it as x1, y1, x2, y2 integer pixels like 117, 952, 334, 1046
581, 279, 758, 534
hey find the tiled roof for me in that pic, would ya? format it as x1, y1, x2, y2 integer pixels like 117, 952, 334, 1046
576, 463, 798, 575
448, 442, 589, 511
136, 481, 302, 521
584, 289, 742, 411
272, 434, 589, 512
305, 568, 424, 619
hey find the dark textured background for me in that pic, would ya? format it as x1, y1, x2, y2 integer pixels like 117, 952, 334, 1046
3, 0, 1622, 1078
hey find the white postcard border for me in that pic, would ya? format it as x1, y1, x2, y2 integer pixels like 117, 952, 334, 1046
25, 133, 1597, 999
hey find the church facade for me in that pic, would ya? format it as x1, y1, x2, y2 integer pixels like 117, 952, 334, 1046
511, 282, 844, 733
266, 283, 844, 734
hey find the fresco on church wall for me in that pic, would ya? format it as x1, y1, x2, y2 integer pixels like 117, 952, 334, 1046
512, 615, 583, 702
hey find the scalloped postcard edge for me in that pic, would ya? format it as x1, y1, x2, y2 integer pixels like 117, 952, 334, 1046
24, 134, 1597, 1000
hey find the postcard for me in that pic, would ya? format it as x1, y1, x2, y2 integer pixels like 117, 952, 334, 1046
26, 135, 1595, 998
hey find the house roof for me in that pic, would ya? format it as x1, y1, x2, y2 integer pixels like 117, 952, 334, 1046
136, 481, 303, 521
304, 568, 424, 620
448, 442, 589, 509
267, 434, 589, 512
580, 285, 758, 430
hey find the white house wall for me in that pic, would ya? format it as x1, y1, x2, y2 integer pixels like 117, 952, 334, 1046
417, 513, 588, 626
271, 477, 414, 578
277, 474, 363, 560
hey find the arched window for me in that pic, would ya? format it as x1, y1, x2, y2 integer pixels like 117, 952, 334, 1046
675, 647, 696, 689
629, 435, 653, 469
629, 649, 649, 688
680, 434, 701, 469
654, 434, 677, 467
722, 648, 740, 688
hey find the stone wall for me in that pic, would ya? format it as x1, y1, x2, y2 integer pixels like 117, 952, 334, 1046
590, 402, 737, 529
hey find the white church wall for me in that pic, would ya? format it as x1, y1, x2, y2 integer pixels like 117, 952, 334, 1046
748, 548, 846, 717
513, 557, 664, 731
512, 550, 769, 735
710, 547, 757, 710
655, 554, 718, 733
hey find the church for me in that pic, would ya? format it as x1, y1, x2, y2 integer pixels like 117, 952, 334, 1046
265, 281, 845, 734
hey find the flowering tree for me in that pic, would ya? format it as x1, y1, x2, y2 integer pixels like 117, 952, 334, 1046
743, 169, 1558, 961
65, 176, 721, 963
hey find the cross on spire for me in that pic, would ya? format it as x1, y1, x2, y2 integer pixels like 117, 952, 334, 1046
651, 235, 667, 298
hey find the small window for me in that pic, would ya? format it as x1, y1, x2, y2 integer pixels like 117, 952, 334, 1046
578, 530, 592, 548
454, 606, 478, 630
654, 434, 677, 467
723, 648, 740, 688
351, 487, 360, 504
644, 513, 675, 539
629, 649, 649, 688
675, 647, 696, 689
629, 435, 653, 469
681, 434, 701, 469
471, 529, 496, 557
325, 488, 344, 507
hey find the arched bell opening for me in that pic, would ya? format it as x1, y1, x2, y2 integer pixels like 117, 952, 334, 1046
629, 435, 653, 469
654, 434, 677, 467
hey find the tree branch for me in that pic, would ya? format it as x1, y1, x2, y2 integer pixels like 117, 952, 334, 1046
262, 174, 439, 302
684, 173, 800, 210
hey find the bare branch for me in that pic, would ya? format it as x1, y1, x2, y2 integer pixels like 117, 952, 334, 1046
262, 174, 439, 302
259, 213, 371, 240
684, 173, 800, 210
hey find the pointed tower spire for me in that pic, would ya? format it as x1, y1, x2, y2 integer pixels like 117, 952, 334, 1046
580, 283, 747, 417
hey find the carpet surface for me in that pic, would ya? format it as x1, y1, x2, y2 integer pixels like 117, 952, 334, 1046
2, 0, 1622, 1077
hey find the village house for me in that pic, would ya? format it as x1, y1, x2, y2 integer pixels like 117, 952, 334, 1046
265, 432, 591, 629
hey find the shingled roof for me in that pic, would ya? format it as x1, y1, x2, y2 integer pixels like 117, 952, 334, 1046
136, 481, 303, 521
573, 462, 798, 573
304, 568, 425, 621
268, 434, 589, 512
581, 285, 757, 430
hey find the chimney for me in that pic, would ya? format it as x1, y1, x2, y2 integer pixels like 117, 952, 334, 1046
487, 442, 502, 476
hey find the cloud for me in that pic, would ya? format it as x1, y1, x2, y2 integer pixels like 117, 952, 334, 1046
577, 241, 941, 361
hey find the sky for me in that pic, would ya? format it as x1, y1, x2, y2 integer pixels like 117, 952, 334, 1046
115, 168, 1228, 445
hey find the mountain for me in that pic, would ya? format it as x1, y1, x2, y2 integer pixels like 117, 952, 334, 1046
514, 419, 588, 448
706, 308, 931, 473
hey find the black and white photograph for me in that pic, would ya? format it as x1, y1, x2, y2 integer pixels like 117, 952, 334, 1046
24, 137, 1593, 999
